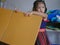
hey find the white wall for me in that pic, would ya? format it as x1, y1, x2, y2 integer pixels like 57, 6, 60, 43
45, 0, 60, 10
4, 0, 35, 12
4, 0, 60, 12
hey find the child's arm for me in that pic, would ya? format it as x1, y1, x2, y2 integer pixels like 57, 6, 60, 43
25, 11, 48, 19
32, 11, 48, 19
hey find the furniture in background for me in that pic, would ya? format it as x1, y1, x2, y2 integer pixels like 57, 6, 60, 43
46, 29, 60, 45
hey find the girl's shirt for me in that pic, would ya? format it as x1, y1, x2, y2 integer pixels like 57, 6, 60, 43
39, 19, 48, 32
40, 19, 47, 29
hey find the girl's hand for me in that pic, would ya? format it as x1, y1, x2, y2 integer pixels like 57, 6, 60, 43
24, 11, 32, 16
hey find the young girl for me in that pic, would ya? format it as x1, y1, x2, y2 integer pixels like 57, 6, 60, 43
25, 0, 50, 45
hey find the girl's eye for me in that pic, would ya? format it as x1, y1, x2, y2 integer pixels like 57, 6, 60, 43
42, 7, 45, 8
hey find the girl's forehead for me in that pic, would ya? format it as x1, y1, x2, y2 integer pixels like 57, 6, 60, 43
37, 2, 45, 6
38, 2, 44, 5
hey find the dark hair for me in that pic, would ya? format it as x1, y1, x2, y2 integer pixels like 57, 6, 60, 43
32, 0, 47, 13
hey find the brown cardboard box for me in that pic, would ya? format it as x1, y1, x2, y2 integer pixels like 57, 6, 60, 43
0, 8, 42, 45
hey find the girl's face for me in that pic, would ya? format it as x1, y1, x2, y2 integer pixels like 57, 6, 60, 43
36, 2, 45, 13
